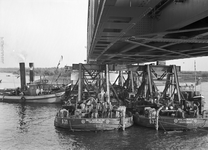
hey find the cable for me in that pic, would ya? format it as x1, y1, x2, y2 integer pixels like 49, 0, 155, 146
159, 121, 167, 133
158, 119, 208, 133
68, 119, 74, 132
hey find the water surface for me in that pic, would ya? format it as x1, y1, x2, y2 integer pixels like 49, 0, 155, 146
1, 73, 208, 150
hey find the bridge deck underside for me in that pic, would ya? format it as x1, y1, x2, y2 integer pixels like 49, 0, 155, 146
87, 0, 208, 64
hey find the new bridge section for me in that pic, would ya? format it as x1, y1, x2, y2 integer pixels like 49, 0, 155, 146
87, 0, 208, 64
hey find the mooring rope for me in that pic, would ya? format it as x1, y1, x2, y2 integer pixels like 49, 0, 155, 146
159, 121, 167, 133
2, 94, 5, 101
158, 119, 208, 133
68, 119, 74, 132
202, 119, 207, 128
159, 119, 192, 130
21, 114, 56, 128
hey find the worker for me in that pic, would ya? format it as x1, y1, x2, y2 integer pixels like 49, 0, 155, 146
107, 102, 113, 118
102, 100, 108, 118
176, 107, 185, 118
80, 102, 86, 112
59, 108, 68, 118
16, 87, 21, 96
91, 99, 98, 118
36, 87, 40, 95
193, 103, 199, 117
40, 86, 44, 95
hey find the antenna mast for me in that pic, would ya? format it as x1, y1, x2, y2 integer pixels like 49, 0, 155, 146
194, 60, 196, 92
1, 37, 4, 64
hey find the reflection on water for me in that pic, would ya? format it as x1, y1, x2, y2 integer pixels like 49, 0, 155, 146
1, 74, 208, 149
1, 102, 208, 149
55, 126, 208, 150
18, 104, 27, 129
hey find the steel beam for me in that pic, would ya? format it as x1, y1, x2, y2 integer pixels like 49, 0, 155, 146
125, 39, 191, 57
153, 0, 208, 31
72, 64, 181, 72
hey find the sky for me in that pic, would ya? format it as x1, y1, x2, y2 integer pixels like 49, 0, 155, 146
0, 0, 207, 71
166, 57, 208, 72
0, 0, 88, 68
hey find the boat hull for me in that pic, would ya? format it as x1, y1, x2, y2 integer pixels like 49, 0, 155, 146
54, 116, 134, 131
133, 114, 208, 131
0, 92, 64, 104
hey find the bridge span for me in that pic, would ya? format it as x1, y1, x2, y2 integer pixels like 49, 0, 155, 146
87, 0, 208, 64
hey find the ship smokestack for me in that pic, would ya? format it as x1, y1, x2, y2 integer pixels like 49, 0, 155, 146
29, 62, 34, 83
19, 62, 26, 90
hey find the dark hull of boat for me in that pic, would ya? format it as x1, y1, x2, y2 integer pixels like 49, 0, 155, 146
0, 92, 64, 104
54, 116, 134, 131
133, 114, 208, 131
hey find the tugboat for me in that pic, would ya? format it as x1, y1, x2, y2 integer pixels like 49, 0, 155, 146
0, 62, 65, 104
0, 83, 65, 103
54, 64, 133, 131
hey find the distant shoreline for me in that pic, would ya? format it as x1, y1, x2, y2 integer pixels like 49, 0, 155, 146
0, 72, 71, 86
1, 69, 208, 83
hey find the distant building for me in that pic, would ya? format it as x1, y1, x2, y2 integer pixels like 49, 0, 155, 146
156, 61, 166, 65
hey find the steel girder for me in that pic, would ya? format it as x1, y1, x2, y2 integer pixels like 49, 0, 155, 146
87, 0, 208, 64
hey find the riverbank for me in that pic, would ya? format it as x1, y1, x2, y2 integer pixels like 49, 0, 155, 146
1, 68, 208, 83
34, 76, 71, 85
0, 67, 71, 83
0, 72, 71, 90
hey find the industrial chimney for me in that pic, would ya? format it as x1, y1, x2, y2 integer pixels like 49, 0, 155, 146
19, 62, 26, 90
29, 62, 34, 83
